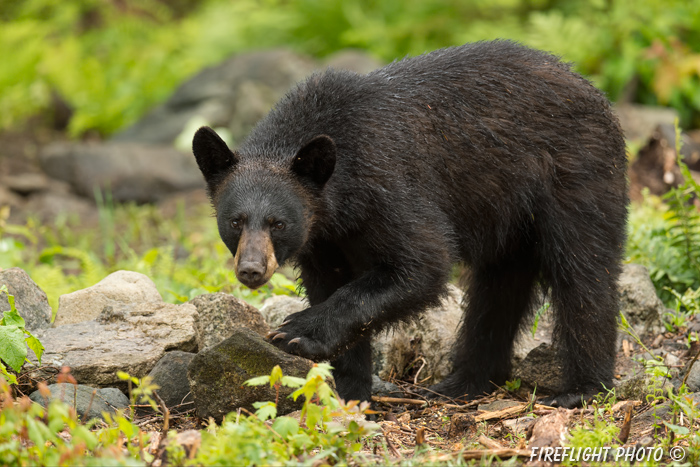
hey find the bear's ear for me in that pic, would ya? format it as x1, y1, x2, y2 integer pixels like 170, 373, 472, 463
291, 135, 336, 188
192, 126, 238, 190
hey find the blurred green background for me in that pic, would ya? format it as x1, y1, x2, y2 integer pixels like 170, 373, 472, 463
2, 0, 700, 137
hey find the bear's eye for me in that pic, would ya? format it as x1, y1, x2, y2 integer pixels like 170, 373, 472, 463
272, 221, 286, 231
230, 219, 242, 230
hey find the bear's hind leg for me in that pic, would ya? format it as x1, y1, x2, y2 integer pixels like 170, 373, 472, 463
544, 262, 619, 408
429, 251, 539, 400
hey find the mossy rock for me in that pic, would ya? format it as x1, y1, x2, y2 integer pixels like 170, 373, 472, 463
188, 327, 315, 422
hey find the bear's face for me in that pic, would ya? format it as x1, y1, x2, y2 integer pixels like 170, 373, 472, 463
214, 171, 309, 288
192, 126, 336, 289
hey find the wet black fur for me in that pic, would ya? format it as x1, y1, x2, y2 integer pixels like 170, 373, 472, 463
192, 40, 628, 407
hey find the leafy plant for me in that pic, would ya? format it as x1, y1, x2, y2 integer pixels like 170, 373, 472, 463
0, 285, 44, 385
627, 121, 700, 305
163, 363, 379, 466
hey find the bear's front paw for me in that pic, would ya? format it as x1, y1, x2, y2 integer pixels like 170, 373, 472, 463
266, 310, 336, 360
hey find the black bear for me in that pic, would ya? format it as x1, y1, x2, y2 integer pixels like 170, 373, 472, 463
192, 40, 628, 408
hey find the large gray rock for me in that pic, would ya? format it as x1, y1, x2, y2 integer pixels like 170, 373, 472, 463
148, 351, 196, 410
22, 190, 96, 223
38, 141, 203, 203
0, 268, 52, 331
55, 270, 162, 326
30, 383, 130, 421
188, 327, 314, 422
618, 263, 665, 335
113, 49, 317, 146
259, 294, 307, 329
31, 301, 197, 389
373, 284, 463, 384
190, 293, 269, 349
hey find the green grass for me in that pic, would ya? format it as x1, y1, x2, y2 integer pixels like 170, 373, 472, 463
0, 198, 297, 316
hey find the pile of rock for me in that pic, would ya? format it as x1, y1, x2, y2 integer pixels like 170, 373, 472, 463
0, 262, 667, 422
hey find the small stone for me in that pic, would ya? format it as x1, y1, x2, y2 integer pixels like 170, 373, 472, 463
371, 375, 402, 397
478, 400, 523, 412
618, 264, 665, 335
513, 343, 565, 393
29, 383, 129, 421
685, 362, 700, 392
503, 415, 535, 434
0, 268, 52, 332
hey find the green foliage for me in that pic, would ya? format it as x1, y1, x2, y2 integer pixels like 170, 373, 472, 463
0, 364, 380, 465
185, 363, 379, 466
627, 122, 700, 306
3, 0, 700, 136
0, 376, 148, 466
0, 286, 44, 385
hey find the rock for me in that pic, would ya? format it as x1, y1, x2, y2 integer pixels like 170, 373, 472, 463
148, 351, 196, 410
513, 300, 555, 364
55, 270, 162, 326
1, 172, 51, 195
665, 353, 681, 367
478, 400, 523, 411
22, 190, 96, 223
113, 49, 317, 146
228, 80, 280, 145
635, 402, 672, 423
188, 327, 314, 422
616, 373, 664, 400
0, 185, 24, 209
371, 375, 402, 397
0, 268, 52, 332
29, 383, 129, 421
618, 263, 665, 335
614, 104, 678, 143
259, 294, 307, 329
503, 415, 535, 434
513, 343, 565, 394
373, 284, 463, 384
32, 301, 197, 390
323, 50, 382, 74
685, 361, 700, 392
38, 141, 204, 203
190, 293, 269, 349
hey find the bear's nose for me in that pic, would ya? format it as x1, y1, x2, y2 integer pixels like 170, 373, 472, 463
238, 261, 265, 286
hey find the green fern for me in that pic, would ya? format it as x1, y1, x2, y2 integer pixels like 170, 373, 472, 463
662, 122, 700, 289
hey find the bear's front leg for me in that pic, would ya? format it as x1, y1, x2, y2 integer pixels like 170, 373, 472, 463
267, 264, 448, 361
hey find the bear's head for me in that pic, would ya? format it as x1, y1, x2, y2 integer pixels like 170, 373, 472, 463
192, 126, 335, 289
